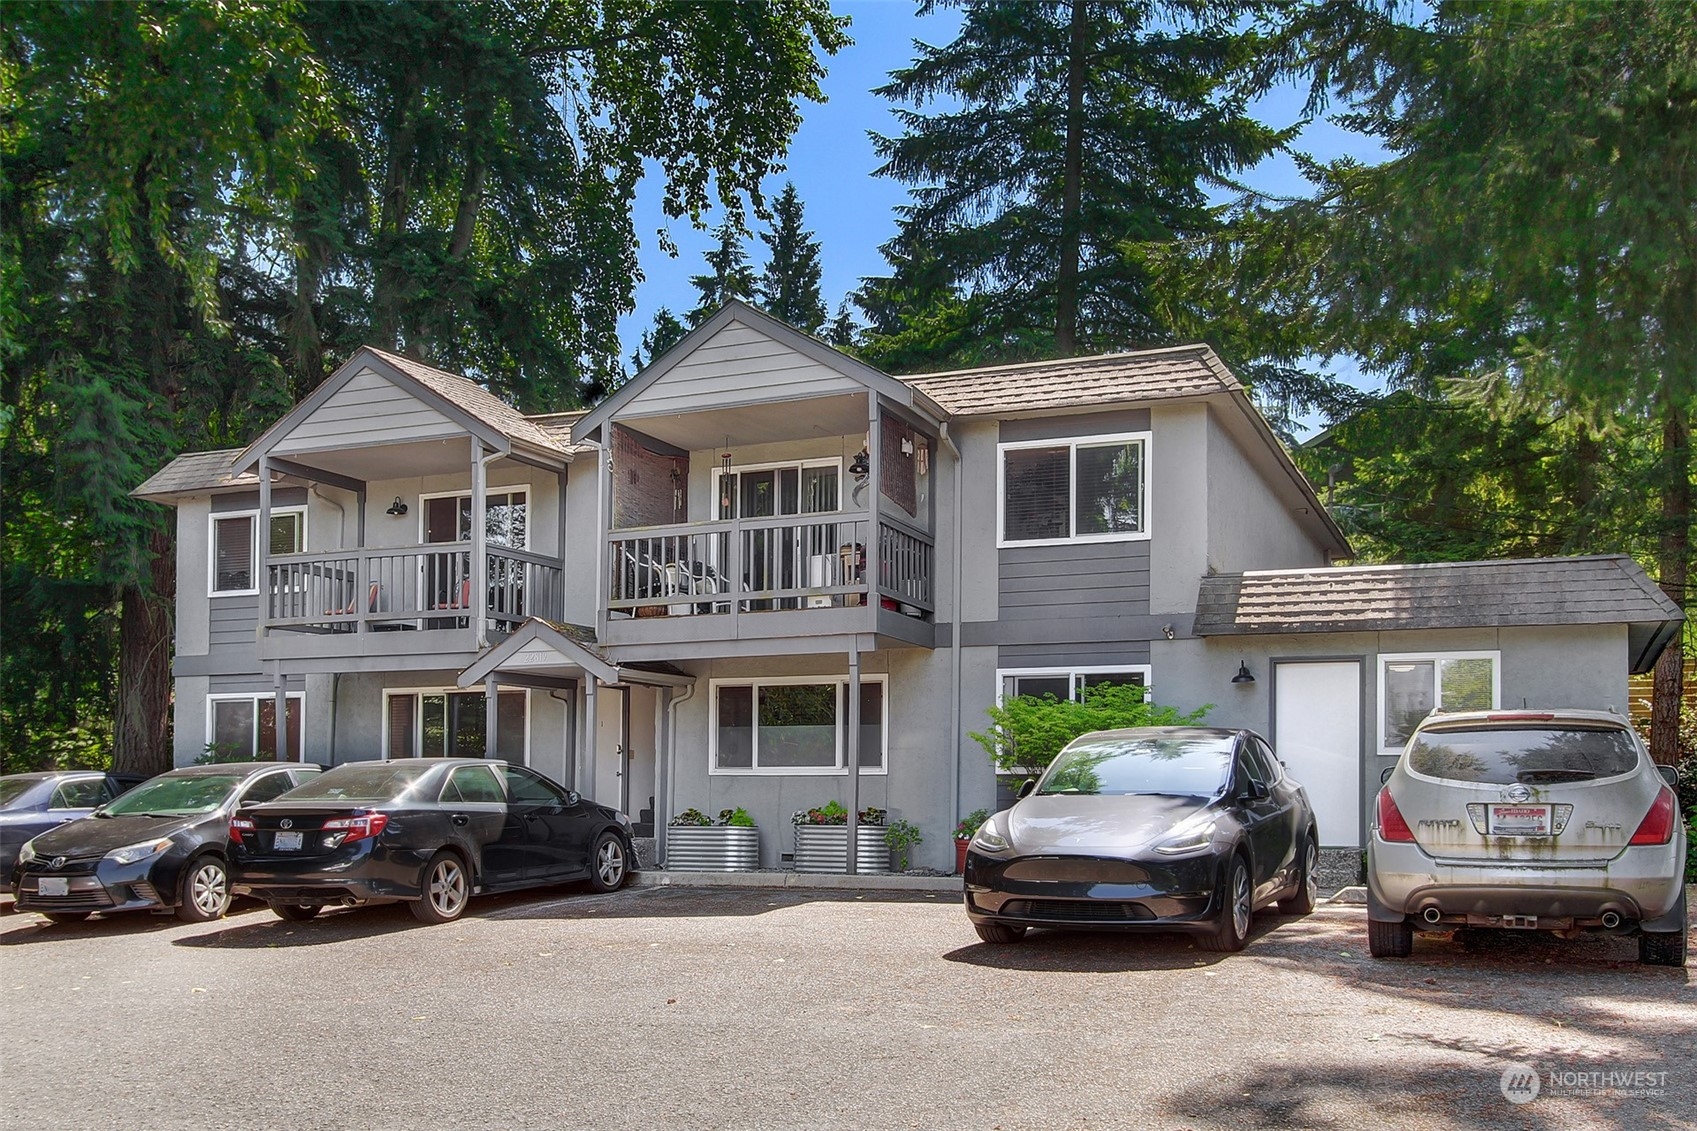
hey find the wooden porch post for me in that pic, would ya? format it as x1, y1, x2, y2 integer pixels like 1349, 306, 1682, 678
846, 645, 861, 876
471, 439, 489, 647
485, 674, 501, 760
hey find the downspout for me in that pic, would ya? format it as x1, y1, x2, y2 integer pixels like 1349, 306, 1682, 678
940, 421, 965, 834
661, 681, 697, 868
311, 485, 347, 769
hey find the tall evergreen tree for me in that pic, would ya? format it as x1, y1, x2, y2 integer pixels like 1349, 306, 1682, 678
756, 183, 828, 334
868, 0, 1284, 365
630, 307, 689, 372
689, 220, 757, 323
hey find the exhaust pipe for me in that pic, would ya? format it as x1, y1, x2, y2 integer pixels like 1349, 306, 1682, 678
1422, 905, 1443, 924
1601, 911, 1621, 929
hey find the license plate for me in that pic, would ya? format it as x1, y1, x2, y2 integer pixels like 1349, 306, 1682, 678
38, 877, 68, 897
274, 831, 304, 852
1488, 805, 1552, 836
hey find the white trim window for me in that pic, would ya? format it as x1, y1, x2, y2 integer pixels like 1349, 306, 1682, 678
1377, 651, 1500, 752
709, 675, 887, 774
997, 666, 1152, 705
998, 432, 1149, 546
418, 487, 529, 548
206, 693, 304, 761
210, 508, 306, 595
384, 687, 528, 762
713, 458, 843, 519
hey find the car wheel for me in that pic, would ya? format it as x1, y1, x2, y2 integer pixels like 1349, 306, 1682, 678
1198, 856, 1253, 953
1278, 835, 1319, 916
41, 911, 91, 925
175, 856, 231, 923
410, 851, 470, 924
973, 922, 1027, 944
271, 904, 322, 923
1639, 928, 1688, 968
588, 832, 629, 893
1368, 917, 1414, 958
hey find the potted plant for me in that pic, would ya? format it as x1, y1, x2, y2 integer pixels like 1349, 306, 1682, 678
666, 806, 760, 871
791, 801, 890, 874
952, 808, 992, 875
885, 819, 923, 872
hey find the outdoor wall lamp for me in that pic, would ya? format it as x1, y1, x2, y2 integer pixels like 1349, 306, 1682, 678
385, 496, 409, 516
1231, 661, 1256, 685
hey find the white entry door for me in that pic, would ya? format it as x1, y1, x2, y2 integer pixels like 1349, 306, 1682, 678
1273, 661, 1363, 848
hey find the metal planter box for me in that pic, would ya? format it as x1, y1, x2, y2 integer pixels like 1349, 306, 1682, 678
792, 825, 891, 874
666, 825, 761, 872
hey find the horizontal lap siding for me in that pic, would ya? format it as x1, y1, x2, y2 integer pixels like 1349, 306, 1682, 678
999, 641, 1152, 667
208, 597, 259, 652
274, 369, 462, 452
998, 541, 1150, 620
626, 322, 860, 415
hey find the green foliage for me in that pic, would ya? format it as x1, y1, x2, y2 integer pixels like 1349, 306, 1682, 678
884, 819, 923, 870
194, 743, 263, 766
970, 683, 1210, 776
756, 184, 827, 335
630, 307, 689, 372
792, 801, 886, 826
717, 807, 756, 828
669, 807, 713, 827
689, 220, 757, 325
953, 808, 992, 841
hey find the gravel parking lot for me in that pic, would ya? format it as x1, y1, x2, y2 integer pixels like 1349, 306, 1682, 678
2, 888, 1692, 1131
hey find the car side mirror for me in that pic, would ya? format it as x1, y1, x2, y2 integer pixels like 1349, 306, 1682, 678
566, 790, 581, 806
1380, 766, 1395, 785
1241, 780, 1270, 802
1016, 779, 1037, 800
1658, 765, 1681, 789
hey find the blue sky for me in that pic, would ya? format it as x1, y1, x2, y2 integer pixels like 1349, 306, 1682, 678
619, 1, 1385, 420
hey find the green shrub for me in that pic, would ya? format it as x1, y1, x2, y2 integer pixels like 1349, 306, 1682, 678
953, 808, 992, 841
717, 807, 755, 828
969, 683, 1210, 777
669, 807, 713, 827
884, 819, 923, 870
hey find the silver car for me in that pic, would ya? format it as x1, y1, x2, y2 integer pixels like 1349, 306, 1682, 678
1368, 709, 1687, 967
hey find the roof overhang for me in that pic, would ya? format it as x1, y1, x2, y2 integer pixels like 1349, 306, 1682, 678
458, 619, 696, 688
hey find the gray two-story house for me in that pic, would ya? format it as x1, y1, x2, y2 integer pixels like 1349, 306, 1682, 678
135, 300, 1682, 871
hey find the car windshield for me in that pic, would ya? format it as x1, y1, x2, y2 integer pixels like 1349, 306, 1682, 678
283, 763, 435, 803
1037, 736, 1234, 796
0, 779, 37, 809
1408, 724, 1641, 785
101, 774, 245, 816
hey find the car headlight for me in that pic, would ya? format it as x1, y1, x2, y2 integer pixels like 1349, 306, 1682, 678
970, 822, 1011, 853
1152, 819, 1219, 856
104, 837, 174, 866
17, 840, 37, 865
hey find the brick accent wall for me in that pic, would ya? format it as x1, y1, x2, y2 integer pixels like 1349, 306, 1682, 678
613, 424, 686, 528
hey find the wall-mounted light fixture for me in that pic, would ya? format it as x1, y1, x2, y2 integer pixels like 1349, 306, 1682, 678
385, 496, 409, 517
1231, 661, 1255, 685
849, 448, 870, 478
1161, 623, 1176, 641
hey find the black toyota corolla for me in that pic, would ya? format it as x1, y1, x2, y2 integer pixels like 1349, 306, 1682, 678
230, 758, 635, 924
964, 727, 1319, 951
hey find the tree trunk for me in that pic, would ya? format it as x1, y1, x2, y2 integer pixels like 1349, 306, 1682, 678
113, 527, 176, 775
1054, 0, 1089, 356
372, 67, 424, 349
1649, 397, 1689, 765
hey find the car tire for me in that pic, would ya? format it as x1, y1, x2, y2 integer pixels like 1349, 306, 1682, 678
410, 851, 470, 924
1198, 855, 1253, 953
973, 922, 1027, 944
41, 911, 91, 924
271, 904, 322, 922
1278, 835, 1319, 916
588, 832, 629, 893
1368, 916, 1414, 958
175, 855, 231, 923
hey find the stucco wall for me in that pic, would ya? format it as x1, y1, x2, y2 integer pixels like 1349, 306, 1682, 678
1205, 407, 1331, 572
1148, 403, 1209, 615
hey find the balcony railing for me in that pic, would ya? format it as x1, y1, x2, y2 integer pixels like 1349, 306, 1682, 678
608, 512, 933, 619
264, 543, 562, 635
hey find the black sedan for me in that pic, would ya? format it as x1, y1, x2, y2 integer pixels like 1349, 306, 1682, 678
230, 759, 635, 924
0, 770, 148, 879
964, 727, 1319, 951
11, 762, 319, 924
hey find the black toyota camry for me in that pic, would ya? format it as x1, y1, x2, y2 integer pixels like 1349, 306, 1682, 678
230, 759, 634, 924
964, 727, 1319, 951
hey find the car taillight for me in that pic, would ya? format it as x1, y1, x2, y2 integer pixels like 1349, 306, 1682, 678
1628, 787, 1676, 846
1376, 789, 1416, 843
230, 816, 256, 845
322, 811, 389, 845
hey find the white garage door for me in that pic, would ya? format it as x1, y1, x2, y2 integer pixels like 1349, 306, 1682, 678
1273, 661, 1363, 848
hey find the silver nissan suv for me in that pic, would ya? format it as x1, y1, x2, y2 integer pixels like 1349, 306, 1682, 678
1367, 709, 1687, 966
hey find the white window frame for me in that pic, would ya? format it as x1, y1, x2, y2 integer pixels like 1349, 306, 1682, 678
416, 485, 532, 549
996, 431, 1151, 548
381, 685, 531, 764
205, 692, 306, 760
995, 665, 1154, 706
208, 507, 307, 597
1376, 650, 1501, 754
708, 673, 889, 776
711, 457, 845, 517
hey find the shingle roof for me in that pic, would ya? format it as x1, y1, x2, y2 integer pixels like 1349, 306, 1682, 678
897, 344, 1239, 416
364, 348, 570, 455
131, 449, 256, 499
525, 410, 588, 451
1194, 555, 1683, 673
